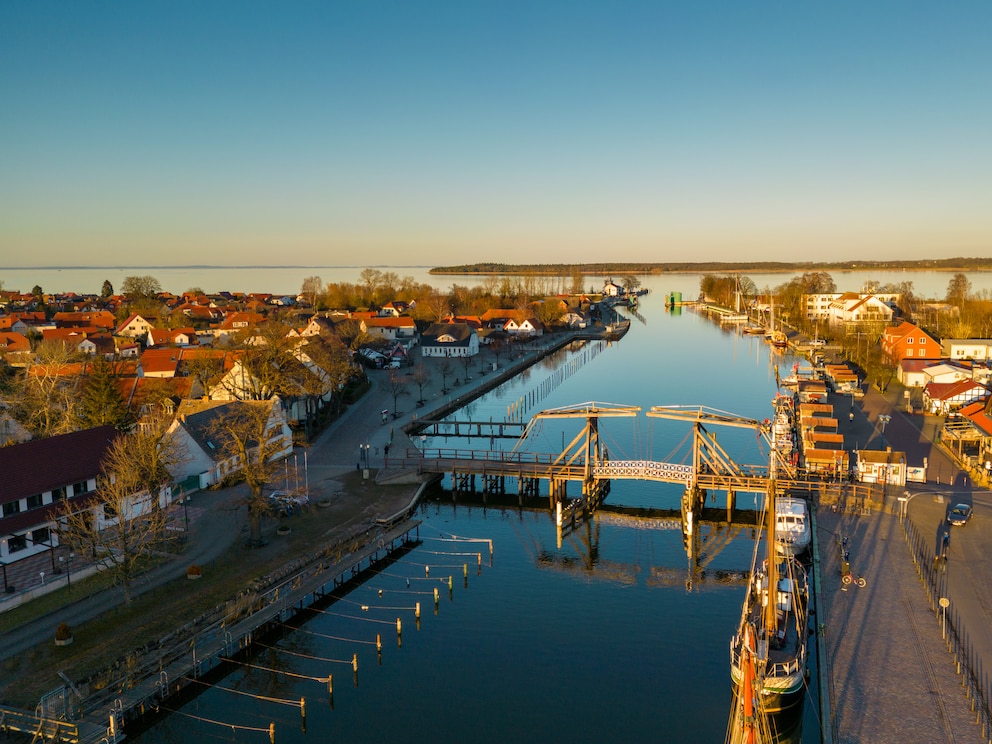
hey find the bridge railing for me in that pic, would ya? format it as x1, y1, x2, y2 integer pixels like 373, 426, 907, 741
408, 448, 562, 464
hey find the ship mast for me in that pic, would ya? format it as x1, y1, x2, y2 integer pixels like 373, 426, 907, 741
764, 427, 778, 638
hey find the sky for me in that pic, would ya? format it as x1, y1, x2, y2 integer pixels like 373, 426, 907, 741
2, 1, 990, 268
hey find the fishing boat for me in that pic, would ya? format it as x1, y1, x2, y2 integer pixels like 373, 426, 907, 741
729, 411, 810, 713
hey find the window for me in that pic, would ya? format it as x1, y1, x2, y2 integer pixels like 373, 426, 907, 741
26, 494, 43, 510
73, 481, 91, 496
907, 337, 913, 343
7, 534, 27, 553
3, 501, 22, 517
30, 527, 50, 545
51, 486, 67, 501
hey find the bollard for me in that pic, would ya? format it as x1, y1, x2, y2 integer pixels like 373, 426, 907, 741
300, 697, 306, 734
377, 633, 382, 652
434, 586, 439, 605
464, 563, 468, 578
448, 575, 453, 595
352, 653, 358, 672
415, 602, 421, 619
425, 565, 430, 577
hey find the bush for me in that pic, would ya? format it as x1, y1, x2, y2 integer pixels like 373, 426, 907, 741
186, 564, 202, 577
55, 623, 72, 641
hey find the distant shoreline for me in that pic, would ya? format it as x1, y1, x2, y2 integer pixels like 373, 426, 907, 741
429, 259, 992, 276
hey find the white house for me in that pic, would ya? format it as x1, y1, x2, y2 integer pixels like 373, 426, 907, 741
826, 293, 894, 327
942, 339, 992, 361
166, 399, 293, 490
856, 448, 907, 486
421, 323, 479, 358
922, 379, 989, 416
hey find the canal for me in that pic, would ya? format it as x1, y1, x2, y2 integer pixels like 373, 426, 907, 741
134, 283, 820, 743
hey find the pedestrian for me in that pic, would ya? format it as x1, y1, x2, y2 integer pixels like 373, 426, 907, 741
384, 444, 390, 456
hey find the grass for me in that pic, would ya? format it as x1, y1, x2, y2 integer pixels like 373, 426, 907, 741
0, 472, 417, 710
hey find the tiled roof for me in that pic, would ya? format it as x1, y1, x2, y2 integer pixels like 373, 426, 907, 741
0, 425, 120, 504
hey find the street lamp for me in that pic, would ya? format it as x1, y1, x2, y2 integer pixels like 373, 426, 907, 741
59, 552, 75, 591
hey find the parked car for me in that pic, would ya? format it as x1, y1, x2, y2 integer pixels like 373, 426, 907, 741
267, 490, 310, 517
947, 503, 972, 526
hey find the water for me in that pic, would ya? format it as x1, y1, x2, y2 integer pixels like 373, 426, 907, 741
133, 289, 818, 743
1, 263, 988, 299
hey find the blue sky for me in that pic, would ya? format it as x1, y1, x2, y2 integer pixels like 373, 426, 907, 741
2, 1, 990, 267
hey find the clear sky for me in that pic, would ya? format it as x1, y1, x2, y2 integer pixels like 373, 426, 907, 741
2, 1, 990, 267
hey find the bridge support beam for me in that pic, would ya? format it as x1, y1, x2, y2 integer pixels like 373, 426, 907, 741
726, 489, 737, 519
482, 474, 505, 495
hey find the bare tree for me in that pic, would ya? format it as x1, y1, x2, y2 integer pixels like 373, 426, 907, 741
209, 401, 291, 546
386, 371, 409, 418
411, 365, 432, 405
55, 431, 176, 605
300, 275, 324, 310
8, 339, 82, 437
436, 358, 454, 393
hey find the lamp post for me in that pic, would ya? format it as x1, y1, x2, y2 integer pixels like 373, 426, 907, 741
59, 552, 75, 591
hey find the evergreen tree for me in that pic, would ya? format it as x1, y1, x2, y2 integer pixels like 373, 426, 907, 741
101, 279, 114, 297
78, 357, 130, 429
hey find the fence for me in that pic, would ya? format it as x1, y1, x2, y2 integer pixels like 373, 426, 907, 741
903, 518, 992, 741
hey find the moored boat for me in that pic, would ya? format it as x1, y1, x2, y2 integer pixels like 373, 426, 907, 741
774, 497, 811, 558
730, 407, 810, 713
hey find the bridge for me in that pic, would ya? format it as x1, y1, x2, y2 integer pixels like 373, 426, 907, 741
392, 401, 881, 545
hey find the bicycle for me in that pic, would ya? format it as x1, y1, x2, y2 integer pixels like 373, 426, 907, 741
841, 568, 867, 588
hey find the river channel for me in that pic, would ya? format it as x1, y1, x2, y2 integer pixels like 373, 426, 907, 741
132, 282, 826, 743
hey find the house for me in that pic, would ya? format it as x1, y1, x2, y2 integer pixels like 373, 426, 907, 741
300, 316, 338, 338
77, 334, 117, 358
942, 339, 992, 361
139, 348, 182, 378
0, 426, 120, 568
165, 399, 293, 490
881, 322, 942, 363
944, 399, 992, 471
856, 448, 907, 486
116, 314, 156, 339
421, 323, 479, 358
212, 311, 266, 340
922, 379, 989, 416
898, 358, 946, 387
602, 278, 625, 297
825, 293, 894, 327
0, 331, 30, 354
147, 327, 198, 347
362, 316, 418, 343
561, 311, 590, 329
0, 317, 30, 335
53, 310, 116, 330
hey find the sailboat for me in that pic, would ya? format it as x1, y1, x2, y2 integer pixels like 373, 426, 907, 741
765, 297, 788, 348
729, 410, 810, 713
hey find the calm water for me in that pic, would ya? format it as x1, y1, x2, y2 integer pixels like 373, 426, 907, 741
1, 264, 988, 299
134, 287, 818, 743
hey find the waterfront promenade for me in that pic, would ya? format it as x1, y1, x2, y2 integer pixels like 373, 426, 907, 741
0, 334, 572, 663
819, 381, 989, 743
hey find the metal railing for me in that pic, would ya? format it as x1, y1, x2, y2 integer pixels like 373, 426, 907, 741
903, 518, 992, 741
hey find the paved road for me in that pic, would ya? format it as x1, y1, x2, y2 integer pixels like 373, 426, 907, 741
0, 337, 566, 663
